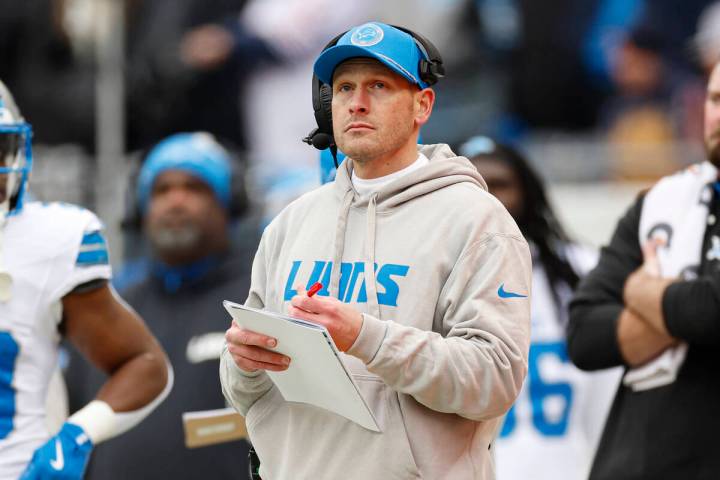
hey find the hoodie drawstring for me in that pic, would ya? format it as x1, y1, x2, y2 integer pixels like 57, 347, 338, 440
364, 194, 381, 319
330, 189, 382, 319
329, 189, 354, 299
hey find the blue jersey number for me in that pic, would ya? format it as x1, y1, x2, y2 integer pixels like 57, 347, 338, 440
500, 341, 573, 437
0, 331, 19, 439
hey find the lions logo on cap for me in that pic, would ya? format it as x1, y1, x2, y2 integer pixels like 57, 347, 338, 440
351, 23, 384, 47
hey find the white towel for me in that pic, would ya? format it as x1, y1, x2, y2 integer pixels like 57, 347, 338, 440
623, 162, 717, 392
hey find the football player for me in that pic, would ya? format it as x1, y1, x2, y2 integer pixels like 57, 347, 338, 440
0, 80, 173, 479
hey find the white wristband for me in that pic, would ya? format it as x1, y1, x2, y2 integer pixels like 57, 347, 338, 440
68, 361, 174, 445
67, 400, 117, 444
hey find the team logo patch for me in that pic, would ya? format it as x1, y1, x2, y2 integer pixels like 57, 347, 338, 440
646, 223, 673, 248
350, 23, 384, 47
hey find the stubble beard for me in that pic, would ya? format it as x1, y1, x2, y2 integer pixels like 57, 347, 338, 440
148, 223, 202, 255
338, 119, 414, 167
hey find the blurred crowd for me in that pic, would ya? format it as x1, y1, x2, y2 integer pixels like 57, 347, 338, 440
3, 0, 718, 183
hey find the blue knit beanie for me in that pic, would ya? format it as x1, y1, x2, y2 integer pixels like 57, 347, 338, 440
137, 132, 232, 212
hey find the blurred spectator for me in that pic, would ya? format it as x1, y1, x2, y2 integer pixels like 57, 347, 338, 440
595, 0, 712, 179
628, 0, 712, 72
603, 27, 706, 140
0, 0, 95, 150
582, 0, 645, 89
567, 60, 720, 479
124, 0, 261, 152
460, 136, 620, 480
505, 0, 607, 131
65, 132, 259, 479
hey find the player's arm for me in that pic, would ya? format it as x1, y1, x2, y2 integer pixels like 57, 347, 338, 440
21, 284, 171, 480
63, 283, 170, 414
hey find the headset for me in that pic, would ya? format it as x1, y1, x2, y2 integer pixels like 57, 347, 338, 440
302, 25, 445, 167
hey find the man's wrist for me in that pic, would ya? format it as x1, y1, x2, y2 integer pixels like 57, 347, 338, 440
346, 314, 385, 364
67, 400, 117, 445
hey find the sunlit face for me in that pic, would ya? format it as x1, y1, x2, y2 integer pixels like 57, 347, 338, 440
145, 170, 226, 256
331, 59, 421, 165
471, 157, 524, 219
704, 63, 720, 167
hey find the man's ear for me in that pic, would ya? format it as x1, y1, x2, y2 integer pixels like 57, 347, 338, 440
414, 88, 435, 127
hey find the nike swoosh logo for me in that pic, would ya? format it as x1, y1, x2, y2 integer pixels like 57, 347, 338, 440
49, 439, 64, 471
498, 283, 527, 299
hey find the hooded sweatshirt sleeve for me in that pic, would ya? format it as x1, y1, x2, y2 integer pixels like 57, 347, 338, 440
348, 231, 532, 421
220, 235, 275, 416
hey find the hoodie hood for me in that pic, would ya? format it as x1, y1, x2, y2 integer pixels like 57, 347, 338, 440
334, 144, 488, 210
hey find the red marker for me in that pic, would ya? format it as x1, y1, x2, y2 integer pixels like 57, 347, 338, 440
307, 282, 323, 297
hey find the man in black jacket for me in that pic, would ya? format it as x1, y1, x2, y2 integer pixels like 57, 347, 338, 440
66, 132, 258, 479
568, 61, 720, 479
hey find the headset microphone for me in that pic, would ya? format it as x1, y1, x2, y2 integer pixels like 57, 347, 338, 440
311, 133, 332, 150
302, 129, 332, 150
302, 129, 338, 167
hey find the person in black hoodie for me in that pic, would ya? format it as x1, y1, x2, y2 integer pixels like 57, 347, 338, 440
568, 60, 720, 479
65, 132, 259, 479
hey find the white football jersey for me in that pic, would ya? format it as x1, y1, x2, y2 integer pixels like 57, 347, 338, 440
0, 202, 111, 479
494, 244, 622, 480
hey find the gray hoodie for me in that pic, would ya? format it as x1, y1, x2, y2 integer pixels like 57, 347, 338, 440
221, 144, 532, 479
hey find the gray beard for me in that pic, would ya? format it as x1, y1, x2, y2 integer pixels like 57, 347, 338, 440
149, 225, 201, 253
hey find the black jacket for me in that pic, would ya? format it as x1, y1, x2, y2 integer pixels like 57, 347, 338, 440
66, 250, 253, 479
568, 192, 720, 479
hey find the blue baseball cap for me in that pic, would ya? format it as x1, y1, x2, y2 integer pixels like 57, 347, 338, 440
137, 132, 232, 213
314, 22, 429, 88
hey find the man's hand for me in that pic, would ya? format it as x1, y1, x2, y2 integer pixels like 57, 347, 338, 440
617, 308, 678, 366
289, 289, 363, 352
180, 24, 234, 70
225, 321, 290, 373
623, 240, 675, 336
21, 423, 93, 479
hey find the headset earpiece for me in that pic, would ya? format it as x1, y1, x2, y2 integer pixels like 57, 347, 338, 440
303, 78, 335, 150
391, 26, 445, 86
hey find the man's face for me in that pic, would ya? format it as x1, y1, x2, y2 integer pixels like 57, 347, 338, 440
145, 170, 226, 257
471, 157, 524, 219
705, 63, 720, 167
331, 59, 421, 164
